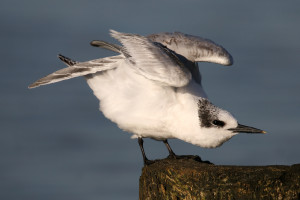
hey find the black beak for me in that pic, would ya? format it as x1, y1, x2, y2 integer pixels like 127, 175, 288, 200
228, 124, 266, 134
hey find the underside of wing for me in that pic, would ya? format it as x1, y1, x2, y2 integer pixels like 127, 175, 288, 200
28, 55, 122, 88
147, 32, 233, 66
110, 30, 192, 87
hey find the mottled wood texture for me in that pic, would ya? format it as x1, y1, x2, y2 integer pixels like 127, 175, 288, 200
139, 157, 300, 200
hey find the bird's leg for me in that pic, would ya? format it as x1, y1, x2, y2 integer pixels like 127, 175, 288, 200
138, 137, 154, 165
162, 139, 212, 164
163, 139, 177, 159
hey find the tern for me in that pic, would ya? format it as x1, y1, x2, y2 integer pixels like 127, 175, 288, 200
29, 30, 265, 165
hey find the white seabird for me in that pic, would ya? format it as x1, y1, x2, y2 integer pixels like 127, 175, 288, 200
29, 30, 265, 164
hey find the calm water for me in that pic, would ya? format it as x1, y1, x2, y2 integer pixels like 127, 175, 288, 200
1, 1, 300, 199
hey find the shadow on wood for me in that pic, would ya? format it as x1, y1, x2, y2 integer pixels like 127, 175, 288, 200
139, 157, 300, 200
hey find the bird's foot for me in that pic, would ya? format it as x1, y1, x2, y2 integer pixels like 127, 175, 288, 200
167, 154, 213, 164
167, 153, 179, 159
144, 158, 155, 165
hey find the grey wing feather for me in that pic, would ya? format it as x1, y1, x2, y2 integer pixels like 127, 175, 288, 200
90, 40, 131, 58
90, 40, 122, 53
28, 55, 122, 89
147, 32, 233, 66
110, 30, 191, 87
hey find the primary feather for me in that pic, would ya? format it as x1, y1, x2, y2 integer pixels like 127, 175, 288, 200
28, 55, 122, 88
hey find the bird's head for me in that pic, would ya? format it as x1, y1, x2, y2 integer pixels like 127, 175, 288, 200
182, 98, 265, 148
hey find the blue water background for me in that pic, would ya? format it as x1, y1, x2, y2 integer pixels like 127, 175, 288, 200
1, 1, 300, 199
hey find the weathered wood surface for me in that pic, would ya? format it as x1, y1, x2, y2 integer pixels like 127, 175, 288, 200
139, 157, 300, 200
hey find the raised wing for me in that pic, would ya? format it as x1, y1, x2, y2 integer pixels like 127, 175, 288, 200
147, 32, 233, 66
110, 30, 192, 87
28, 55, 122, 88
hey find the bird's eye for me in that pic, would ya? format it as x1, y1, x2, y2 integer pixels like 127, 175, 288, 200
212, 120, 225, 127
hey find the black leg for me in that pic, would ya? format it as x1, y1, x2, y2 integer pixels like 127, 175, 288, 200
163, 139, 177, 158
163, 139, 213, 164
138, 138, 154, 165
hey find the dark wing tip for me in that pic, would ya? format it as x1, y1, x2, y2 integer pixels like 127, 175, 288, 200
90, 40, 101, 47
57, 54, 77, 66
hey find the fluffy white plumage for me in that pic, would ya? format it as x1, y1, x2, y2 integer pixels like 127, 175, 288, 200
29, 30, 264, 163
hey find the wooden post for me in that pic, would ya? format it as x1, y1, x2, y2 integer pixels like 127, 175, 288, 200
139, 157, 300, 200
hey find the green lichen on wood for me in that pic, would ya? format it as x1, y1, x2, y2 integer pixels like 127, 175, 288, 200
139, 157, 300, 200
